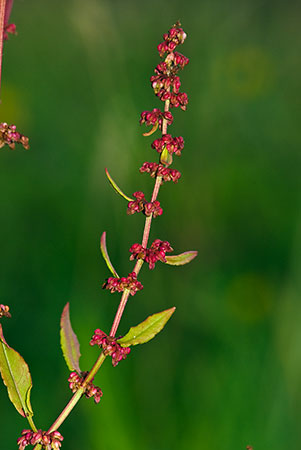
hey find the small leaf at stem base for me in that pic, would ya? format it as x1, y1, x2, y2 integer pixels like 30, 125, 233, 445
0, 324, 34, 418
60, 303, 81, 373
105, 168, 133, 202
117, 307, 176, 347
165, 250, 198, 266
100, 231, 119, 277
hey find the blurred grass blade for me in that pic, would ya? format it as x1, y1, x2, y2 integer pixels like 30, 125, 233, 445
105, 168, 133, 202
60, 303, 81, 373
100, 232, 119, 278
118, 307, 176, 347
0, 324, 34, 418
165, 250, 198, 266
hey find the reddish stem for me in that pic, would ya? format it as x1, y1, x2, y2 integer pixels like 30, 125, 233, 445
109, 289, 130, 337
0, 0, 6, 93
34, 92, 172, 443
109, 97, 170, 337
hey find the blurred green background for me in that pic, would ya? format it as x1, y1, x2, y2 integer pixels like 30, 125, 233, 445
1, 0, 300, 449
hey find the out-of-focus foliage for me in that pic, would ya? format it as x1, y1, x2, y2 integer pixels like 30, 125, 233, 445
0, 0, 300, 449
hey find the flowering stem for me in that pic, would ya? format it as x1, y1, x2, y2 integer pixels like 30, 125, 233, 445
0, 0, 6, 92
33, 355, 107, 448
45, 352, 107, 436
34, 102, 169, 441
109, 100, 169, 337
141, 175, 162, 248
29, 21, 187, 444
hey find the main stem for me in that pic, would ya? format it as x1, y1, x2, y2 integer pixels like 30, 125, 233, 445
109, 98, 170, 337
35, 99, 171, 443
47, 353, 106, 434
0, 0, 6, 93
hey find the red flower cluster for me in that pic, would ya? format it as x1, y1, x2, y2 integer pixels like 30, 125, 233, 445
151, 62, 181, 94
157, 24, 187, 57
151, 134, 184, 156
4, 23, 16, 40
90, 330, 131, 367
103, 272, 143, 296
140, 162, 181, 183
138, 22, 188, 186
165, 51, 189, 69
129, 239, 173, 270
140, 108, 173, 130
68, 372, 103, 404
17, 430, 63, 450
150, 22, 189, 113
158, 90, 188, 110
127, 191, 163, 217
0, 122, 29, 150
0, 304, 11, 318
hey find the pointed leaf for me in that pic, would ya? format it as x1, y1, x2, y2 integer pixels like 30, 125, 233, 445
100, 232, 119, 277
142, 122, 158, 136
60, 303, 81, 373
0, 324, 34, 418
105, 168, 133, 202
165, 250, 198, 266
117, 307, 175, 347
160, 147, 173, 166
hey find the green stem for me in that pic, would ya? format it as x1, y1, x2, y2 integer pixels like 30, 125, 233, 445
81, 351, 106, 386
47, 389, 83, 435
27, 414, 38, 433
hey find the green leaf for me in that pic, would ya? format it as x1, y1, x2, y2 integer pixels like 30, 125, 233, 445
60, 303, 81, 373
100, 231, 119, 277
117, 307, 176, 347
0, 324, 34, 418
160, 147, 173, 166
105, 168, 133, 202
165, 250, 198, 266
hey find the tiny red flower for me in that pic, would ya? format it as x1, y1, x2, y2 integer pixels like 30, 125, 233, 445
68, 372, 103, 404
90, 331, 131, 367
17, 429, 63, 450
129, 239, 173, 269
151, 134, 184, 156
103, 272, 143, 296
0, 123, 29, 150
3, 0, 17, 40
140, 162, 182, 183
157, 22, 187, 57
127, 192, 163, 218
0, 304, 11, 318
